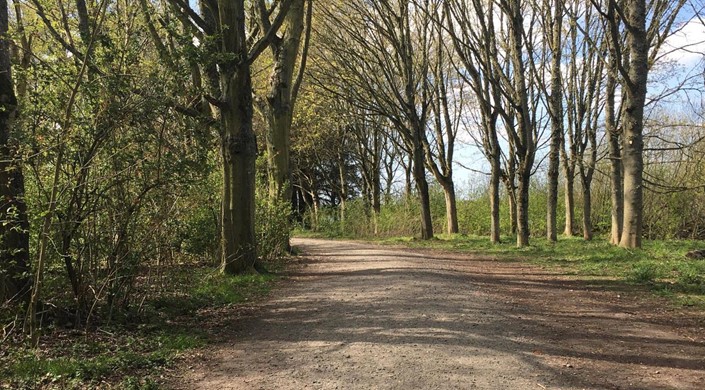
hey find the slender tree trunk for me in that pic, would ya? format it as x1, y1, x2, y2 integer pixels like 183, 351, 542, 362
546, 0, 564, 243
490, 157, 501, 243
219, 0, 257, 274
506, 181, 518, 235
605, 56, 623, 244
412, 139, 433, 239
0, 0, 30, 303
517, 171, 531, 247
312, 191, 320, 231
607, 122, 622, 243
441, 179, 459, 234
404, 159, 413, 199
564, 174, 575, 236
618, 0, 647, 249
372, 135, 381, 235
581, 173, 593, 240
338, 153, 347, 233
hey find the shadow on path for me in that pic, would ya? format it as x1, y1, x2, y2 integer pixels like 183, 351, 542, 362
181, 238, 705, 390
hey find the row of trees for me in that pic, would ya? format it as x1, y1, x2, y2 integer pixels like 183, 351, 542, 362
0, 0, 311, 337
293, 0, 703, 248
1, 0, 704, 334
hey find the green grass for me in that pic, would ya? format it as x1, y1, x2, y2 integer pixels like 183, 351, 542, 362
3, 330, 201, 389
1, 268, 278, 389
364, 233, 705, 307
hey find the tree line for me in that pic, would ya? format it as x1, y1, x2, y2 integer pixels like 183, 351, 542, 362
1, 0, 704, 337
296, 0, 704, 246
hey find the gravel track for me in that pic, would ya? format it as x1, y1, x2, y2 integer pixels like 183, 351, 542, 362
173, 238, 705, 389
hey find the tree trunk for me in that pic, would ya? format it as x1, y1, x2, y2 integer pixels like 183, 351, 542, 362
441, 179, 459, 234
338, 152, 347, 233
618, 0, 647, 249
517, 170, 531, 247
0, 0, 30, 303
490, 157, 501, 244
506, 181, 518, 235
581, 173, 593, 240
607, 128, 623, 244
219, 0, 257, 274
605, 56, 623, 245
404, 159, 413, 199
412, 141, 433, 240
546, 0, 563, 243
564, 174, 575, 236
264, 0, 306, 202
312, 191, 320, 231
372, 133, 381, 235
508, 0, 534, 247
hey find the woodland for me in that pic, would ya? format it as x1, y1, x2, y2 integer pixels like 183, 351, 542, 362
1, 0, 705, 388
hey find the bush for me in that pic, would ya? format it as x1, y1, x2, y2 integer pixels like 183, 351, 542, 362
256, 189, 292, 261
181, 201, 220, 259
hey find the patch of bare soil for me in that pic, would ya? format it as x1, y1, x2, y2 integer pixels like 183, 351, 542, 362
167, 238, 705, 389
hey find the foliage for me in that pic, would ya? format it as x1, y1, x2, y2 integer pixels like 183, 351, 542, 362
0, 265, 276, 388
255, 184, 292, 263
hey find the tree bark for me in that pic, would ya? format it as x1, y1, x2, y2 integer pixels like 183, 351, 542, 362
618, 0, 647, 249
263, 0, 306, 202
371, 128, 381, 235
490, 156, 501, 243
0, 0, 30, 303
218, 0, 257, 273
605, 55, 623, 245
564, 173, 576, 236
517, 171, 531, 247
508, 0, 535, 247
546, 0, 564, 242
506, 179, 518, 235
441, 179, 459, 235
581, 172, 593, 240
337, 150, 347, 233
413, 140, 433, 240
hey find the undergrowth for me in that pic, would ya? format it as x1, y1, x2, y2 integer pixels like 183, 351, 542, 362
0, 267, 277, 389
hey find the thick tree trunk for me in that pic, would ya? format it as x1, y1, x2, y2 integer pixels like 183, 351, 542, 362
0, 0, 30, 303
618, 0, 647, 249
219, 0, 257, 274
264, 0, 305, 202
546, 0, 563, 243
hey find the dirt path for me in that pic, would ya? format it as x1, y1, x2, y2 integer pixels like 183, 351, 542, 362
172, 238, 705, 389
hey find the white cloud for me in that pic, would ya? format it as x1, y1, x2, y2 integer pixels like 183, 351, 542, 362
661, 19, 705, 66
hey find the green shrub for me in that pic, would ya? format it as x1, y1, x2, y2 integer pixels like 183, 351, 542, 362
181, 201, 220, 258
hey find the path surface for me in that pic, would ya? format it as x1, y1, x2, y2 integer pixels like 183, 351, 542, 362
174, 238, 705, 389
